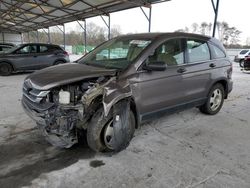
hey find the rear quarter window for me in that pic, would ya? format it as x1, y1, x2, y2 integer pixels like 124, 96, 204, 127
209, 44, 226, 59
48, 45, 63, 52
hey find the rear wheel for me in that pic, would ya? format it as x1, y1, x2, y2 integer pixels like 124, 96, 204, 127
0, 63, 13, 76
87, 106, 135, 152
199, 83, 225, 115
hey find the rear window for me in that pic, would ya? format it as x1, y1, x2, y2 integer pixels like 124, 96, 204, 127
239, 50, 249, 55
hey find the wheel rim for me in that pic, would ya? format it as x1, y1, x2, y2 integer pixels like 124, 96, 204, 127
209, 89, 222, 111
103, 119, 115, 150
0, 65, 9, 73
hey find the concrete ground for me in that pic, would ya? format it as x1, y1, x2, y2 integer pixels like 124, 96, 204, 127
0, 63, 250, 188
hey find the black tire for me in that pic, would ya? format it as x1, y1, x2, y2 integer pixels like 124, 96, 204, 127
54, 60, 65, 65
0, 63, 13, 76
199, 83, 225, 115
239, 60, 244, 68
87, 106, 135, 152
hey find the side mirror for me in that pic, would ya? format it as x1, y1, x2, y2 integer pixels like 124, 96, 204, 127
143, 61, 166, 71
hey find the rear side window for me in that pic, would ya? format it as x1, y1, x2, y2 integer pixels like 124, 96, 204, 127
187, 39, 210, 63
209, 44, 226, 59
40, 45, 49, 53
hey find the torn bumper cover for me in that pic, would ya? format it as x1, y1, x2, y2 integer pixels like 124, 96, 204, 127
22, 96, 79, 148
21, 96, 51, 125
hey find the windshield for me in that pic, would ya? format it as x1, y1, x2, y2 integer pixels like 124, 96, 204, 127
78, 37, 152, 69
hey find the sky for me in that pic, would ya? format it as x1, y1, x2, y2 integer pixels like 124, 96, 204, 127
65, 0, 250, 45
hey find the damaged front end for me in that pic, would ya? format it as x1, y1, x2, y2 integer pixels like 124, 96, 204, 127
22, 76, 114, 148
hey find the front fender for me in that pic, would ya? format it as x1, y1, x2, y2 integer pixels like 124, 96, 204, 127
103, 81, 132, 116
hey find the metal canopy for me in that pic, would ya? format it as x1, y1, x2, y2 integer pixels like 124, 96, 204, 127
0, 0, 169, 33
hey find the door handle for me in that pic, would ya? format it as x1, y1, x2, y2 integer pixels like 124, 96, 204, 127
177, 67, 187, 73
209, 63, 216, 68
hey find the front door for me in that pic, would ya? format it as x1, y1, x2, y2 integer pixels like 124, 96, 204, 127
134, 38, 188, 121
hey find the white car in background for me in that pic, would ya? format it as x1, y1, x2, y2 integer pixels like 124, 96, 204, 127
234, 49, 250, 66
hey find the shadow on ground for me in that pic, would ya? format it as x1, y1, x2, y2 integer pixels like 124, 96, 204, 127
0, 130, 95, 188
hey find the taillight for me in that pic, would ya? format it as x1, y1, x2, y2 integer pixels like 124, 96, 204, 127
244, 56, 250, 61
63, 51, 69, 56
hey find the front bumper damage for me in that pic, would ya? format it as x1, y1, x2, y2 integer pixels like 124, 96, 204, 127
22, 75, 133, 149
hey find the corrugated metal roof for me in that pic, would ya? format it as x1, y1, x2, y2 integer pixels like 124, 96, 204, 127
0, 0, 170, 33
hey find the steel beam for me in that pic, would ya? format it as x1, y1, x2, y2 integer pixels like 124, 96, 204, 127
63, 24, 66, 50
28, 32, 30, 43
84, 20, 87, 54
56, 25, 66, 49
77, 20, 87, 54
211, 0, 220, 37
37, 30, 39, 42
100, 14, 110, 40
42, 28, 50, 43
2, 33, 4, 43
140, 6, 152, 32
21, 33, 23, 44
48, 27, 51, 43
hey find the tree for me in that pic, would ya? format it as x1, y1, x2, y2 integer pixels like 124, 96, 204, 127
110, 25, 122, 38
191, 23, 199, 33
23, 22, 122, 46
246, 38, 250, 46
216, 22, 241, 46
175, 21, 241, 46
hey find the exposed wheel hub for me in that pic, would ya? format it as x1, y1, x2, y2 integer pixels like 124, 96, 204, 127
103, 120, 115, 150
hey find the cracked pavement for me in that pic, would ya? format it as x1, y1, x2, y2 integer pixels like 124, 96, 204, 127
0, 63, 250, 188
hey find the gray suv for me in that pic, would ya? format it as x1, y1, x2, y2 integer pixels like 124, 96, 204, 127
22, 33, 233, 152
0, 43, 70, 75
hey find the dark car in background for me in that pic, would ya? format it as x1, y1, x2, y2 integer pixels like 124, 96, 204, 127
0, 43, 15, 53
22, 33, 233, 152
0, 43, 70, 76
242, 55, 250, 71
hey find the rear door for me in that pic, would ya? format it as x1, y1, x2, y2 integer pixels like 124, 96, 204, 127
36, 45, 55, 68
181, 38, 213, 102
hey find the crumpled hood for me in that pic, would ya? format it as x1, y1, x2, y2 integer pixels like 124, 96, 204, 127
25, 63, 117, 90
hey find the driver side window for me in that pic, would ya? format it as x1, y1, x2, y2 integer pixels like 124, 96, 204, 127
149, 39, 184, 66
